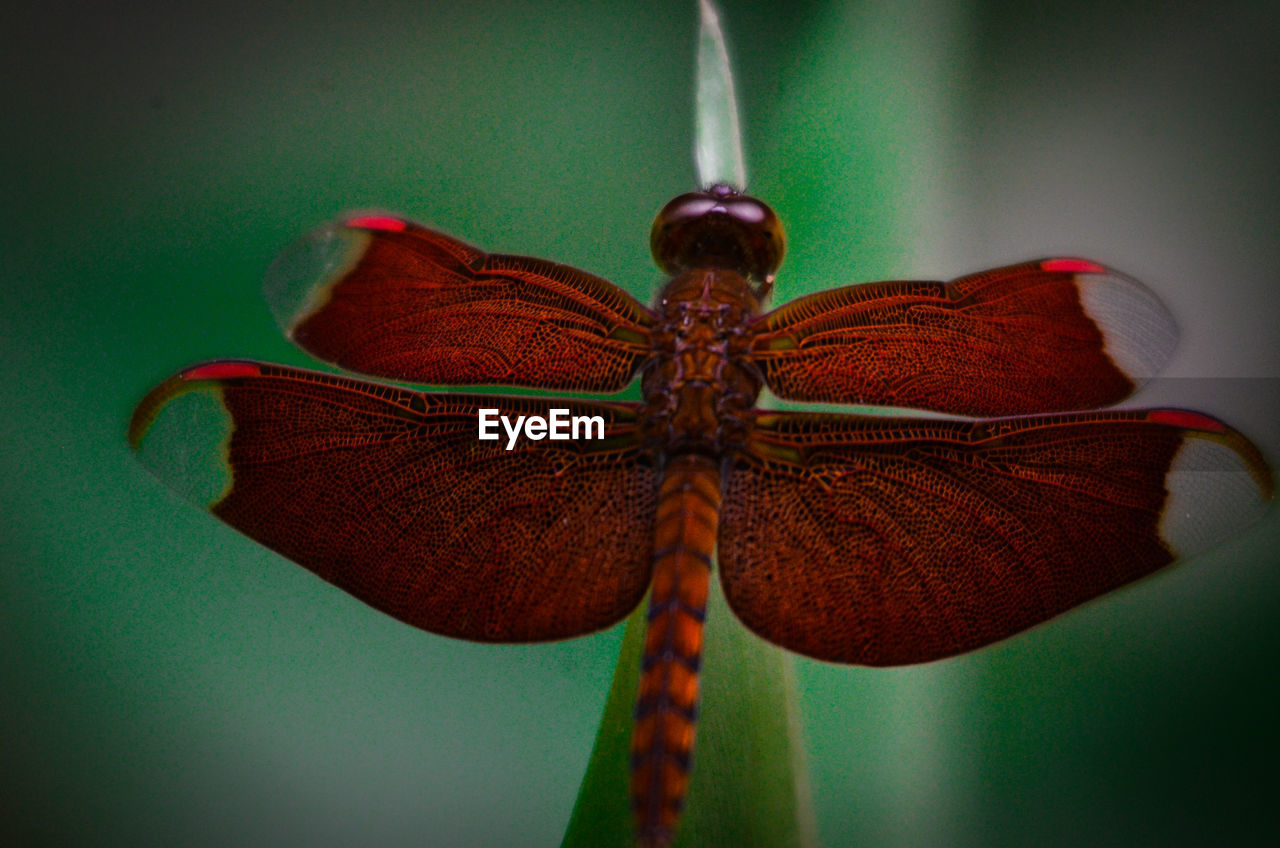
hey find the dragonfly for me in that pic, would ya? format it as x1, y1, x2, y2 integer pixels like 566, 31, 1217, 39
130, 184, 1273, 848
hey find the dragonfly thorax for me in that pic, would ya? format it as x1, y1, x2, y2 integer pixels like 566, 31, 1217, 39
640, 267, 762, 458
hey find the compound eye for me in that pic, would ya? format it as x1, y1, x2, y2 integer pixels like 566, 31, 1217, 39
650, 185, 785, 282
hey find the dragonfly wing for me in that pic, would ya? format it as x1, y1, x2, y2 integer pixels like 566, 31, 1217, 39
130, 361, 657, 641
719, 409, 1272, 665
752, 259, 1177, 416
265, 215, 656, 392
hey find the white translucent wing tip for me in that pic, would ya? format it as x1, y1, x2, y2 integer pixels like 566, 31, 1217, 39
1160, 431, 1273, 558
1076, 270, 1178, 381
262, 220, 373, 337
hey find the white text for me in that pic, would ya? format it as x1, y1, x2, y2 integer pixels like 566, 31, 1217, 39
477, 408, 605, 450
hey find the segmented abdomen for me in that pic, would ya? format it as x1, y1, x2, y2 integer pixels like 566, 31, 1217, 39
632, 453, 721, 847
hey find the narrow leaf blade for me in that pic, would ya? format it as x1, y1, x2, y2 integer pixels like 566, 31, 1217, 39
694, 0, 746, 188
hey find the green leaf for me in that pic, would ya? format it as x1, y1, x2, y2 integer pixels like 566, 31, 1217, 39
694, 0, 745, 188
563, 4, 813, 845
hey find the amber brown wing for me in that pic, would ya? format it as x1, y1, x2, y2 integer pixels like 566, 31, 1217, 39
264, 215, 656, 392
719, 409, 1272, 666
752, 259, 1177, 416
129, 361, 657, 641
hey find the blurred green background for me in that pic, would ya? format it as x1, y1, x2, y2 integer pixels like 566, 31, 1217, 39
3, 1, 1278, 845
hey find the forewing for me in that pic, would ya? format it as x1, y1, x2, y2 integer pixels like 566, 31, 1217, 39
129, 361, 657, 641
719, 409, 1272, 665
264, 215, 656, 392
753, 259, 1177, 416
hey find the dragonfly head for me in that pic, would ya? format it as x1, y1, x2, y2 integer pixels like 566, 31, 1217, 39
650, 184, 785, 298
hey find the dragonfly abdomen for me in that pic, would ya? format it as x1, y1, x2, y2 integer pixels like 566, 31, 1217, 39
631, 453, 720, 847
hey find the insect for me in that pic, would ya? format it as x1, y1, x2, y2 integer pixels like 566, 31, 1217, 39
130, 185, 1273, 847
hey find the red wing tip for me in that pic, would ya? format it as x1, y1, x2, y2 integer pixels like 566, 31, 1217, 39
345, 214, 408, 232
1040, 258, 1108, 274
181, 361, 263, 381
1149, 409, 1228, 433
